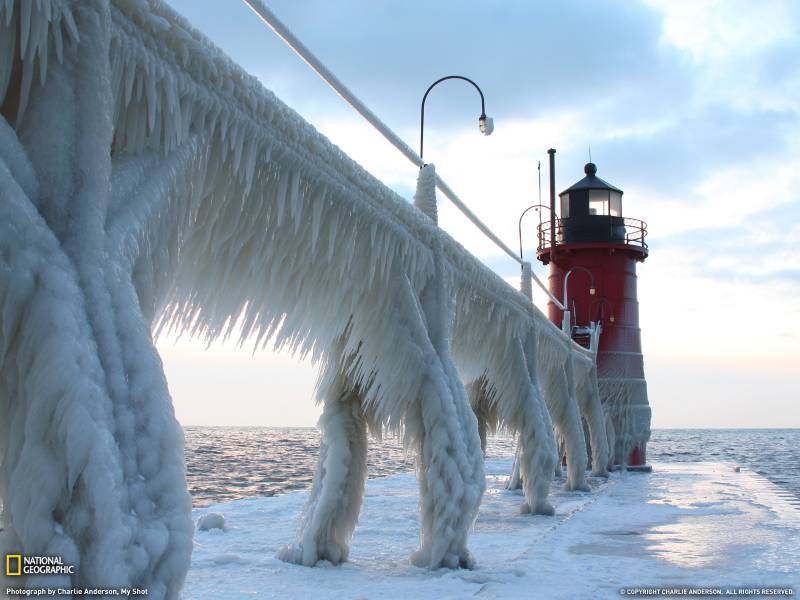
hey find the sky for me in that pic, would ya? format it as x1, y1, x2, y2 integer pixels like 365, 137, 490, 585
158, 0, 800, 429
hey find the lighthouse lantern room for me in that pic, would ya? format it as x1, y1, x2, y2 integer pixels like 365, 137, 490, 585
536, 153, 651, 468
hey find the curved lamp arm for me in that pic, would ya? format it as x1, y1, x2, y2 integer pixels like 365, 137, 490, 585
518, 203, 552, 261
420, 75, 492, 164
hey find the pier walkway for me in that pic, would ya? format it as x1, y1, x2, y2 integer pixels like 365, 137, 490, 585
188, 459, 800, 599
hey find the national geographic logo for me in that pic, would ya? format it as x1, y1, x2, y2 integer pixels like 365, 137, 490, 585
6, 554, 21, 576
5, 554, 75, 576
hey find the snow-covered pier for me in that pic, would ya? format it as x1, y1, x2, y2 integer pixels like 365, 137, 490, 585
188, 460, 800, 599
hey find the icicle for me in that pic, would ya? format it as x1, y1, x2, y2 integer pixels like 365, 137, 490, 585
123, 57, 135, 106
180, 94, 193, 142
369, 221, 377, 250
19, 0, 32, 58
0, 15, 15, 103
326, 210, 340, 262
309, 188, 325, 255
231, 122, 244, 174
51, 13, 63, 62
219, 109, 230, 144
242, 137, 258, 194
343, 219, 357, 266
132, 67, 143, 103
62, 7, 78, 43
178, 39, 189, 67
3, 0, 13, 27
134, 102, 148, 152
16, 47, 35, 126
382, 234, 395, 280
35, 12, 48, 86
206, 103, 220, 139
408, 249, 419, 286
366, 249, 378, 290
287, 168, 301, 225
153, 92, 166, 151
145, 65, 157, 133
111, 47, 125, 114
164, 70, 176, 115
273, 167, 290, 225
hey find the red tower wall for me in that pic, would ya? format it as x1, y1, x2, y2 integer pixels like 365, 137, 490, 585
544, 244, 650, 466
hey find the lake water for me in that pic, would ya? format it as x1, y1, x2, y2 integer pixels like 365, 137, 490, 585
184, 427, 799, 507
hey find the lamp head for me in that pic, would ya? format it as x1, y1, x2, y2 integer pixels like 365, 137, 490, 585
589, 287, 596, 296
609, 314, 615, 323
479, 115, 494, 136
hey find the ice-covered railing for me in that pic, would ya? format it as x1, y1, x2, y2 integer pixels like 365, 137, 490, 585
0, 0, 607, 596
239, 0, 609, 499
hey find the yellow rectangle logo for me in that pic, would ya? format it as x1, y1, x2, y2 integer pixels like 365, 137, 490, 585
5, 554, 22, 576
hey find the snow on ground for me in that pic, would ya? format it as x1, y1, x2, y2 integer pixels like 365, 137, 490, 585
187, 458, 800, 599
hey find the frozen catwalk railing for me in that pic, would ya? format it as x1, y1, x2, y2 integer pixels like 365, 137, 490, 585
0, 1, 626, 597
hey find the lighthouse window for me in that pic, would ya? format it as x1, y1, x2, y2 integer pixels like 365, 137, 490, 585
589, 189, 609, 216
560, 193, 570, 218
609, 191, 622, 217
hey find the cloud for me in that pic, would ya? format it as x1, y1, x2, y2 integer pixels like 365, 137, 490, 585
595, 107, 797, 195
653, 215, 800, 289
167, 0, 689, 128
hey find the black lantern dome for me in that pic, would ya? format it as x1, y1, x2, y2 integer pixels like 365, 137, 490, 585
558, 163, 626, 244
560, 163, 623, 218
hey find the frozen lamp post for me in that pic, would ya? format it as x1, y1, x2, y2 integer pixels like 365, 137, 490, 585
518, 204, 552, 261
517, 203, 553, 300
419, 75, 493, 164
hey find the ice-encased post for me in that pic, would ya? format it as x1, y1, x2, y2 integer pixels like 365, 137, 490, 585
0, 3, 192, 596
520, 262, 533, 301
575, 355, 610, 477
414, 163, 438, 224
496, 326, 560, 512
538, 343, 590, 492
510, 341, 591, 492
512, 331, 558, 514
278, 341, 368, 566
468, 377, 493, 455
404, 165, 484, 568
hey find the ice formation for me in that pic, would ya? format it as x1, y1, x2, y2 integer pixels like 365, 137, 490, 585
196, 513, 226, 532
277, 337, 370, 566
600, 378, 650, 465
0, 0, 609, 595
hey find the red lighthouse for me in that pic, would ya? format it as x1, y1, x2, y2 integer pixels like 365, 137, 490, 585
536, 151, 651, 467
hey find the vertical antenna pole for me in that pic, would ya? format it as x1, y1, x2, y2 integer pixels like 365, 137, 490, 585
548, 148, 556, 264
537, 160, 542, 228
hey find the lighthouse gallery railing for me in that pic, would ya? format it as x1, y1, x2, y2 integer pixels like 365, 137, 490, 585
537, 217, 648, 253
